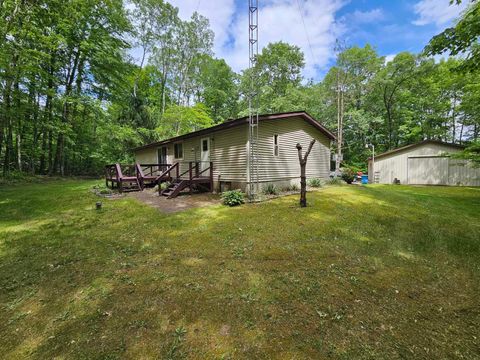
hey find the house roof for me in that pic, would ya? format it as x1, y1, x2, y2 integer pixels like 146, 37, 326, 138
132, 111, 336, 152
371, 140, 465, 160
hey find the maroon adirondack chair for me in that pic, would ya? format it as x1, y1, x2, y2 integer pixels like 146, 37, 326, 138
135, 163, 158, 190
115, 164, 142, 192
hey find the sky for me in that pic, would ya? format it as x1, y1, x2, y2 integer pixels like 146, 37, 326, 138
162, 0, 468, 80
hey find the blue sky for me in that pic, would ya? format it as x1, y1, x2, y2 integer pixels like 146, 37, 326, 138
163, 0, 468, 79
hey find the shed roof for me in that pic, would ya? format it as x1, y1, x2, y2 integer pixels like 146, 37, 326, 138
133, 111, 335, 152
372, 140, 465, 160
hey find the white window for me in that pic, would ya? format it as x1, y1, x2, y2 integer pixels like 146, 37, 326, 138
174, 142, 183, 159
273, 134, 279, 156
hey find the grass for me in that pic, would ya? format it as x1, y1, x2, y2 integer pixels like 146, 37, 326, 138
0, 180, 479, 359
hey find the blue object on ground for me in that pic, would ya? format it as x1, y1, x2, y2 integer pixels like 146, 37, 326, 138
361, 175, 368, 184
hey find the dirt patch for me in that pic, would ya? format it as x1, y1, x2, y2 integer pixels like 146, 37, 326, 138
129, 188, 221, 213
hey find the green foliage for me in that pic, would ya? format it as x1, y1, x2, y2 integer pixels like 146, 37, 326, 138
341, 168, 356, 184
262, 184, 279, 195
158, 103, 214, 138
451, 141, 480, 166
160, 181, 171, 190
221, 190, 245, 206
282, 183, 299, 192
425, 2, 480, 72
1, 0, 479, 179
307, 178, 322, 188
326, 177, 344, 186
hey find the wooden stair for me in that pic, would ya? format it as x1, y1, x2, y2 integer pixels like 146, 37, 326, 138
161, 179, 189, 199
159, 161, 213, 199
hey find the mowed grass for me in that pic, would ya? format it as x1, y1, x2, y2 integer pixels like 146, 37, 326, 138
0, 180, 479, 359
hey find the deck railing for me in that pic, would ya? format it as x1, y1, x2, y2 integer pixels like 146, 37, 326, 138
139, 163, 171, 177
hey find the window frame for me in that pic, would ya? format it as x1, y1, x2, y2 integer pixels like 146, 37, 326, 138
173, 142, 184, 160
273, 134, 279, 157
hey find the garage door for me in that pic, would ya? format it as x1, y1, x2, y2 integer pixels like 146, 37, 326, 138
407, 156, 449, 185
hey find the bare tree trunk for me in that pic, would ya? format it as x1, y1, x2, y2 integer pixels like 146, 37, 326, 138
16, 134, 21, 171
47, 130, 53, 174
296, 139, 316, 208
3, 68, 13, 175
451, 94, 457, 143
30, 92, 39, 174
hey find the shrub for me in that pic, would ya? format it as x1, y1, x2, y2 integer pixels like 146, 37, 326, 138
307, 178, 322, 188
221, 189, 245, 206
341, 168, 355, 184
282, 183, 299, 192
326, 177, 344, 186
160, 181, 171, 190
262, 184, 279, 195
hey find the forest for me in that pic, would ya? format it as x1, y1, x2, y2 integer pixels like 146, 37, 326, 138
1, 0, 479, 177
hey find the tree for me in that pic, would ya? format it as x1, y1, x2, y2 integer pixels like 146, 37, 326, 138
157, 104, 213, 139
296, 139, 316, 208
451, 140, 480, 165
425, 1, 480, 72
239, 41, 305, 114
197, 56, 239, 123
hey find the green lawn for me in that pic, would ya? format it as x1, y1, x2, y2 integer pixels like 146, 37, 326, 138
1, 180, 479, 359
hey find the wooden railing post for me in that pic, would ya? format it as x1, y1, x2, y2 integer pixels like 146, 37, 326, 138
210, 161, 213, 192
189, 162, 193, 194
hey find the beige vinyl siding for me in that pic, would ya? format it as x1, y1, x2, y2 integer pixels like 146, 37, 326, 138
135, 148, 159, 164
254, 116, 331, 182
210, 126, 247, 182
134, 126, 248, 182
372, 143, 480, 186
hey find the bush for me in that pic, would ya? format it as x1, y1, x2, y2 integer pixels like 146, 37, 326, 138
282, 183, 299, 192
262, 184, 279, 195
221, 189, 245, 206
307, 178, 322, 188
160, 181, 171, 190
326, 177, 344, 186
341, 168, 355, 184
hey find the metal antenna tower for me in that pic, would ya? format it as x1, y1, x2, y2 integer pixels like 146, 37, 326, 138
248, 0, 259, 199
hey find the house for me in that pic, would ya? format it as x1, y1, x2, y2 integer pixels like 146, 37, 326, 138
368, 140, 480, 186
133, 111, 335, 194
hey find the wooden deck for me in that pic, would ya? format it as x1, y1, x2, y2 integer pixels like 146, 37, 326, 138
105, 162, 213, 199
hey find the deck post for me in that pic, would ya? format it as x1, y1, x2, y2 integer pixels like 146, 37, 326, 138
210, 161, 213, 192
189, 162, 193, 195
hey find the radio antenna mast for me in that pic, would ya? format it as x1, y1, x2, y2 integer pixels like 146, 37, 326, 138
248, 0, 259, 199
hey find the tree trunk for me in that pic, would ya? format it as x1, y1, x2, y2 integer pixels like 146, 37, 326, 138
53, 48, 80, 175
296, 139, 316, 208
30, 92, 40, 174
3, 68, 13, 175
47, 129, 53, 175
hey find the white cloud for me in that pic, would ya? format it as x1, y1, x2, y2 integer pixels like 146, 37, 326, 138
412, 0, 468, 26
168, 0, 346, 79
349, 8, 385, 24
384, 53, 396, 64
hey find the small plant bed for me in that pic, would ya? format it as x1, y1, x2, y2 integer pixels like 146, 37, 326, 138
91, 183, 125, 198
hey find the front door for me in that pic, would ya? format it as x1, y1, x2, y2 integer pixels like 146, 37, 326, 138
158, 146, 168, 172
200, 138, 210, 171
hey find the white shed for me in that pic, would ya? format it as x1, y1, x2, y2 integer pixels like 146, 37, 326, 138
368, 140, 480, 186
